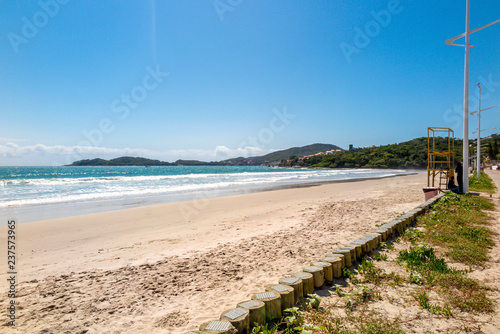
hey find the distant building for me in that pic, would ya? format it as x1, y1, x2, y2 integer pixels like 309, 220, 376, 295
349, 144, 353, 151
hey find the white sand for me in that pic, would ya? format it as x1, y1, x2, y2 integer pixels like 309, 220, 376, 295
0, 173, 427, 333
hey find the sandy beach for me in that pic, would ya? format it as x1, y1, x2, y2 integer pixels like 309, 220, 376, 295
0, 173, 427, 333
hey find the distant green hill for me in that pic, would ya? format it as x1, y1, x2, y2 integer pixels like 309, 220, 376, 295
68, 136, 483, 169
68, 157, 172, 166
262, 143, 343, 161
300, 137, 463, 169
68, 157, 227, 166
223, 143, 342, 165
68, 143, 342, 166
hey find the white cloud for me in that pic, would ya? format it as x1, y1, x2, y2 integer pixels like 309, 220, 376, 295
214, 145, 275, 159
157, 145, 277, 161
0, 137, 27, 143
0, 143, 154, 157
0, 143, 279, 166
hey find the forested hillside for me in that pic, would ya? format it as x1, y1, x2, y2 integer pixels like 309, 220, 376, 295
300, 137, 463, 169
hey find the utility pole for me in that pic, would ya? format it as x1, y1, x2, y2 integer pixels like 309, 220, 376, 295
446, 3, 500, 192
462, 0, 470, 193
476, 83, 481, 178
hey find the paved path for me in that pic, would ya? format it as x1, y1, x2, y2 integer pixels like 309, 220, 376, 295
486, 168, 500, 191
481, 169, 500, 333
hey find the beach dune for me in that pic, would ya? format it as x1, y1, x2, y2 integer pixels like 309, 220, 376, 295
0, 173, 426, 333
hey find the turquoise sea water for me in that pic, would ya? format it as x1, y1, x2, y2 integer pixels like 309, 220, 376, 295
0, 166, 414, 223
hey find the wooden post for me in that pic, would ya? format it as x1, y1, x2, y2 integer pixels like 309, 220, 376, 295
266, 284, 295, 310
360, 237, 373, 252
373, 228, 388, 241
347, 243, 362, 259
339, 246, 357, 263
252, 291, 281, 322
365, 233, 380, 249
370, 232, 382, 245
395, 218, 404, 235
351, 239, 369, 254
382, 221, 396, 238
199, 320, 237, 333
402, 215, 410, 229
368, 235, 378, 250
303, 266, 324, 288
332, 249, 352, 267
323, 257, 342, 278
237, 300, 265, 329
387, 220, 398, 236
324, 253, 345, 267
292, 272, 314, 295
312, 261, 333, 284
386, 222, 396, 237
360, 236, 374, 252
220, 308, 249, 334
414, 207, 424, 217
279, 277, 303, 302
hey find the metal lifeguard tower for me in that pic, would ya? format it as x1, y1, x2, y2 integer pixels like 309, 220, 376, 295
427, 127, 455, 189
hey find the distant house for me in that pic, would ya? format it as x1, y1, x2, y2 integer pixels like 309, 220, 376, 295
302, 149, 343, 159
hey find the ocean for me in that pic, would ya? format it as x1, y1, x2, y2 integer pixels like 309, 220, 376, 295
0, 166, 415, 223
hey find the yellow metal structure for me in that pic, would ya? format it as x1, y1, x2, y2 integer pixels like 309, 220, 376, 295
427, 127, 455, 189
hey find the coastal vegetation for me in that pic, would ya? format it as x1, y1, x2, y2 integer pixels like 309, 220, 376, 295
297, 137, 463, 169
484, 133, 500, 160
469, 171, 497, 193
224, 144, 342, 166
252, 192, 496, 333
67, 144, 341, 166
287, 134, 499, 169
68, 134, 500, 169
67, 157, 222, 166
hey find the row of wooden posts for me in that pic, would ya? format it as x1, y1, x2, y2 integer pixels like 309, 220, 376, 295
187, 193, 445, 334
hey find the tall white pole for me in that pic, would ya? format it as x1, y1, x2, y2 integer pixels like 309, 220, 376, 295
463, 0, 470, 193
477, 83, 481, 178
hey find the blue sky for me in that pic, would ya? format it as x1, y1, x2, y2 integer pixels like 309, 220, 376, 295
0, 0, 499, 166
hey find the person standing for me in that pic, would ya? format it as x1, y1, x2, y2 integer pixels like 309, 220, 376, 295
455, 162, 463, 194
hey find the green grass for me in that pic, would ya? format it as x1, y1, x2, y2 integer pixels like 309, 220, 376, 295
435, 273, 493, 313
397, 244, 449, 274
415, 291, 453, 316
352, 258, 403, 288
251, 324, 277, 334
357, 258, 384, 284
418, 192, 495, 266
397, 244, 494, 313
469, 171, 497, 193
401, 227, 425, 245
298, 307, 405, 334
372, 253, 387, 261
397, 193, 496, 313
253, 191, 496, 333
